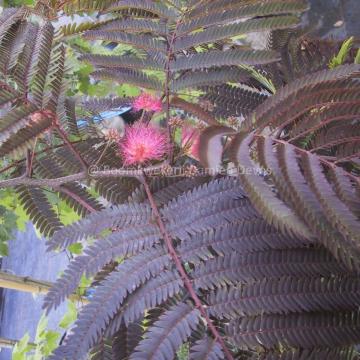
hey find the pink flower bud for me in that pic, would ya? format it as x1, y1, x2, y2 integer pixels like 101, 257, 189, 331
132, 93, 162, 113
181, 125, 200, 160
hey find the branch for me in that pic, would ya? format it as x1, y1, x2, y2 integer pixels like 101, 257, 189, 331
140, 174, 234, 360
0, 164, 166, 189
0, 173, 87, 189
54, 125, 88, 170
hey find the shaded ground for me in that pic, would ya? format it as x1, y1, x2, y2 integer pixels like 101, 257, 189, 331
307, 0, 360, 40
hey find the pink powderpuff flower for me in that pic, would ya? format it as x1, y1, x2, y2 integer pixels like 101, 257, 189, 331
181, 125, 200, 160
132, 93, 162, 113
119, 123, 169, 165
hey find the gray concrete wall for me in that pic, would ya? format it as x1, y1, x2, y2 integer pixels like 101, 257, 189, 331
0, 224, 69, 360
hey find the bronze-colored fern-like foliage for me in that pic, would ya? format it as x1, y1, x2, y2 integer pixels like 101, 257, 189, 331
1, 1, 360, 360
79, 0, 308, 122
44, 177, 360, 360
227, 64, 360, 271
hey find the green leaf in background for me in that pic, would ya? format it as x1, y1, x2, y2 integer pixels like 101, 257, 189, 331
4, 0, 35, 6
76, 63, 94, 95
0, 205, 17, 255
56, 199, 82, 226
68, 242, 83, 255
355, 48, 360, 64
329, 36, 354, 68
0, 190, 26, 254
87, 80, 115, 97
0, 241, 8, 256
0, 186, 84, 240
78, 274, 92, 296
32, 314, 60, 358
35, 314, 48, 340
12, 333, 32, 360
59, 301, 78, 329
176, 343, 189, 360
32, 315, 47, 360
0, 189, 28, 232
116, 83, 141, 97
12, 314, 62, 359
42, 331, 60, 356
239, 64, 276, 93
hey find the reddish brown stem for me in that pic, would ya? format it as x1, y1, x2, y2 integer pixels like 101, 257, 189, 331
54, 125, 88, 170
0, 81, 18, 94
141, 174, 234, 360
263, 88, 360, 137
264, 136, 360, 183
163, 17, 185, 163
26, 136, 38, 177
94, 140, 113, 167
164, 20, 180, 163
56, 0, 72, 10
55, 186, 96, 213
310, 136, 360, 153
334, 151, 360, 165
26, 150, 32, 177
288, 112, 360, 143
165, 68, 172, 162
